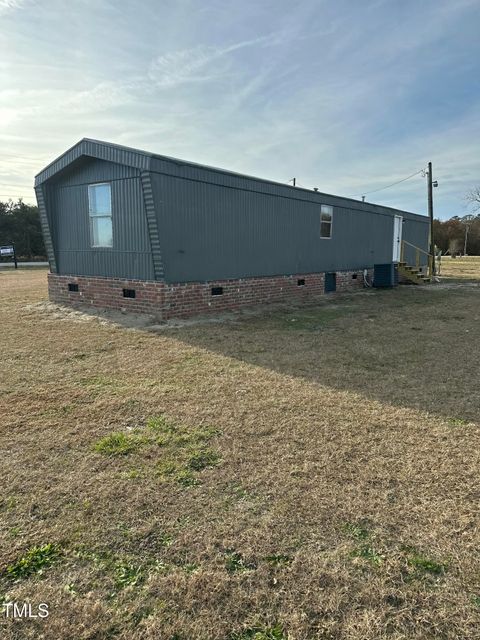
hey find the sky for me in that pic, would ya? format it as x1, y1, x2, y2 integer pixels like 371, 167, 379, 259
1, 0, 479, 219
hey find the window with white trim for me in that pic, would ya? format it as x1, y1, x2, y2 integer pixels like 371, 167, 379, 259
320, 204, 333, 238
88, 183, 113, 247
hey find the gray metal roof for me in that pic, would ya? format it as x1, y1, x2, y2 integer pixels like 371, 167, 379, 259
34, 138, 426, 219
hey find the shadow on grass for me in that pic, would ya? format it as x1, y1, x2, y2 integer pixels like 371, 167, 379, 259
165, 284, 480, 422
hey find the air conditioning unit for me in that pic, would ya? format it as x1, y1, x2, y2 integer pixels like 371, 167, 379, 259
373, 263, 398, 288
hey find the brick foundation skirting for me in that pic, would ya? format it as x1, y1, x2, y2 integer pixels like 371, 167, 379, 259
48, 269, 372, 320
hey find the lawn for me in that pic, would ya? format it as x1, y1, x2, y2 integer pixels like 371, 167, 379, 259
1, 264, 479, 640
438, 255, 480, 280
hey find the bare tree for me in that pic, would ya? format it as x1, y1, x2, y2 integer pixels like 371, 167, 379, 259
466, 186, 480, 212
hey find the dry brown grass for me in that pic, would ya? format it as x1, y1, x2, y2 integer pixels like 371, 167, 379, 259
1, 268, 480, 640
438, 255, 480, 280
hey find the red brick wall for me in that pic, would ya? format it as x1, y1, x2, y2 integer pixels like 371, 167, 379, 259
48, 270, 371, 320
47, 274, 165, 316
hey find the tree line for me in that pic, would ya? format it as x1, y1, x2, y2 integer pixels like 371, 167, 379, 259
0, 200, 46, 260
433, 216, 480, 255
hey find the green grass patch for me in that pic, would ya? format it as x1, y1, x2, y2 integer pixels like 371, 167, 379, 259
471, 595, 480, 609
73, 547, 169, 591
92, 415, 221, 485
148, 415, 221, 484
447, 417, 469, 427
147, 415, 176, 434
148, 416, 219, 448
343, 522, 370, 540
114, 561, 145, 589
94, 432, 142, 456
225, 551, 255, 574
187, 448, 221, 471
350, 545, 383, 566
156, 460, 198, 486
6, 543, 60, 580
176, 470, 199, 487
264, 554, 291, 567
404, 547, 446, 576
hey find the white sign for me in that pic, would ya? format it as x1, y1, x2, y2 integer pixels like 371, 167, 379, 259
0, 246, 14, 256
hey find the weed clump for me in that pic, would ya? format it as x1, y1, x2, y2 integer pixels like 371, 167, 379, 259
114, 561, 144, 588
343, 522, 370, 540
6, 543, 60, 580
94, 432, 141, 456
350, 545, 383, 566
225, 551, 255, 574
404, 547, 447, 576
264, 554, 291, 567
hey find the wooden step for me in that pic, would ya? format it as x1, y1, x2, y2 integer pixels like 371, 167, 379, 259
398, 263, 431, 285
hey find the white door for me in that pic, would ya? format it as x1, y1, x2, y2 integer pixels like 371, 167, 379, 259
392, 215, 403, 262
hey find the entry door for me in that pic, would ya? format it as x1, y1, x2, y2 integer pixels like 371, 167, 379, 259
392, 215, 403, 262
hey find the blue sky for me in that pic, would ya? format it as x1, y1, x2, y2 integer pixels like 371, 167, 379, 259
1, 0, 479, 219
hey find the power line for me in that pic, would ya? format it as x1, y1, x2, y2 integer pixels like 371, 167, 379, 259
287, 168, 425, 200
347, 169, 424, 198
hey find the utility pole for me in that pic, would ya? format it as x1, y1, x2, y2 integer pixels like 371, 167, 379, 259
427, 162, 435, 277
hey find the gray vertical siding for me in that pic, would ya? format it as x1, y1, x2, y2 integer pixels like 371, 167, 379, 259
150, 171, 429, 283
50, 159, 155, 280
402, 216, 430, 266
36, 139, 430, 283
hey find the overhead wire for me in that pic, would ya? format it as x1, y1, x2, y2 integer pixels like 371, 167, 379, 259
347, 169, 425, 198
288, 168, 425, 199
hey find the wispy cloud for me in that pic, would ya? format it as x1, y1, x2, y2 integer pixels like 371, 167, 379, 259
0, 0, 25, 15
148, 32, 286, 88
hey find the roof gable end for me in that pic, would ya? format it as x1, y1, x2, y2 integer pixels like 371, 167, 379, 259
34, 138, 152, 186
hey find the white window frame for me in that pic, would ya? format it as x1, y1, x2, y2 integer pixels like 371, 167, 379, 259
320, 204, 333, 239
88, 182, 113, 248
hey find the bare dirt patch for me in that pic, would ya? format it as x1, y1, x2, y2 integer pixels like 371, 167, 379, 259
1, 268, 480, 639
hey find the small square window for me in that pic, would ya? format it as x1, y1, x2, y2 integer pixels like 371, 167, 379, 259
320, 205, 333, 239
211, 286, 223, 296
297, 278, 305, 286
122, 288, 136, 298
68, 283, 79, 292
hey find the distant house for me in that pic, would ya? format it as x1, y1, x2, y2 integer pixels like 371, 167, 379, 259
35, 139, 430, 318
